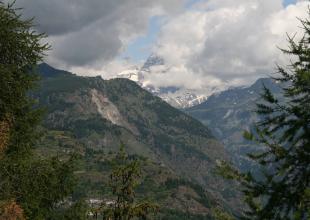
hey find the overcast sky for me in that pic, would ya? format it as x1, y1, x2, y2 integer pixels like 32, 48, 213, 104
10, 0, 310, 90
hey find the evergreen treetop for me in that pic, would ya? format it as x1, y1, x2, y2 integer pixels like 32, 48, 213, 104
0, 2, 77, 219
218, 8, 310, 220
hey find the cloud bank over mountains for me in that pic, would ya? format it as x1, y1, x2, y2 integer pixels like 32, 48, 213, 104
151, 0, 309, 89
10, 0, 310, 90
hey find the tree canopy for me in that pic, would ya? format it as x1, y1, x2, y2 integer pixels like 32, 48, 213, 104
0, 2, 77, 219
99, 145, 158, 220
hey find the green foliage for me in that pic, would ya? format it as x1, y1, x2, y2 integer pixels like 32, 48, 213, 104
159, 208, 211, 220
38, 73, 90, 95
0, 2, 78, 219
211, 208, 235, 220
164, 178, 213, 208
100, 145, 159, 220
70, 117, 111, 138
0, 1, 48, 158
49, 200, 89, 220
0, 156, 77, 219
218, 9, 310, 220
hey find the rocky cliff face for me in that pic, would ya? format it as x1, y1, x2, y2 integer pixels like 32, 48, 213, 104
90, 89, 139, 135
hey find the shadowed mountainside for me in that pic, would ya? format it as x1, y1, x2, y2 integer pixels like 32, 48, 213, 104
186, 78, 283, 172
34, 63, 241, 218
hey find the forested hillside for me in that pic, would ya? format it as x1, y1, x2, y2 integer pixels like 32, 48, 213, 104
34, 63, 240, 218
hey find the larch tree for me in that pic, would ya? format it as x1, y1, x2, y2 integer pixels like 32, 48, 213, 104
100, 145, 158, 220
0, 2, 77, 219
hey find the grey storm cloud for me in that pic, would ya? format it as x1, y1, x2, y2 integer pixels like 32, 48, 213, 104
9, 0, 183, 67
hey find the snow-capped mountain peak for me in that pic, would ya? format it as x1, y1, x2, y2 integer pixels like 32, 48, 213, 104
114, 55, 219, 108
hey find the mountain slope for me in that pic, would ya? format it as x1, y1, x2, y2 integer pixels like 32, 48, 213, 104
185, 78, 283, 171
35, 63, 239, 218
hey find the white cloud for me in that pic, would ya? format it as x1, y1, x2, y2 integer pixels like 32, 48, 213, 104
7, 0, 310, 91
150, 0, 309, 91
69, 60, 137, 79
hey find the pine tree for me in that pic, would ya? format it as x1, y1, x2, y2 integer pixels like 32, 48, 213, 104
0, 2, 77, 219
100, 145, 158, 220
218, 9, 310, 220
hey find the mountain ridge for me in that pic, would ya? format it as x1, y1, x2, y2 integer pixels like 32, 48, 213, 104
35, 63, 241, 218
185, 77, 283, 171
